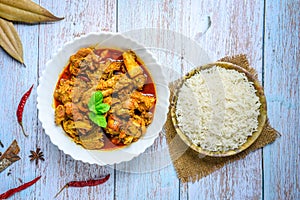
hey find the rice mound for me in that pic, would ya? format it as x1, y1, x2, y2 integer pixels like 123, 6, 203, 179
175, 66, 261, 152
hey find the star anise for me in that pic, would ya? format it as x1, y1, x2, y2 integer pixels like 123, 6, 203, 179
29, 148, 44, 165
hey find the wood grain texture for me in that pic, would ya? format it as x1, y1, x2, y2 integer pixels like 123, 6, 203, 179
0, 4, 39, 200
0, 0, 299, 199
116, 1, 182, 199
183, 1, 264, 199
263, 0, 300, 200
36, 0, 116, 200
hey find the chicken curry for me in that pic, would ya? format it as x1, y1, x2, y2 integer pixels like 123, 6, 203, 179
53, 47, 156, 150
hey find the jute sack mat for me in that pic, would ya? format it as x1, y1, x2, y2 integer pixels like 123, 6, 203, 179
165, 54, 280, 183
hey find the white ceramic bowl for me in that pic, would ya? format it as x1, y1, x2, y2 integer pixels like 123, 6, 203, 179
37, 32, 170, 165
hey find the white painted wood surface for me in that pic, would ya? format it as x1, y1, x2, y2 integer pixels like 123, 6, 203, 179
0, 0, 298, 199
263, 1, 299, 200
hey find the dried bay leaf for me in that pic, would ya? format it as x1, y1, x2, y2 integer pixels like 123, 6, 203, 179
0, 0, 64, 24
0, 18, 24, 63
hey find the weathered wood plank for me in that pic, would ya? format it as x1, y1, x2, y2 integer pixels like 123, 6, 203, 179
0, 0, 299, 199
35, 0, 116, 199
263, 0, 300, 199
116, 1, 185, 199
185, 0, 264, 199
0, 2, 39, 198
117, 0, 265, 199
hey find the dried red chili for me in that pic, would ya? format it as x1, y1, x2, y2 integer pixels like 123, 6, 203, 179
0, 176, 41, 199
54, 174, 110, 198
16, 84, 34, 137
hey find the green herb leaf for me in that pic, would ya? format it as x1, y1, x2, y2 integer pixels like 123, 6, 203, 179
88, 91, 103, 110
88, 104, 96, 113
87, 91, 110, 128
95, 103, 110, 114
89, 112, 107, 128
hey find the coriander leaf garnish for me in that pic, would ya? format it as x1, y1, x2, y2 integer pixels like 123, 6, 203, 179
88, 91, 103, 109
89, 112, 107, 128
95, 103, 110, 114
88, 91, 110, 128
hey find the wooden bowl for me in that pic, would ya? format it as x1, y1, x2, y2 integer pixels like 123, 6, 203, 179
170, 62, 267, 157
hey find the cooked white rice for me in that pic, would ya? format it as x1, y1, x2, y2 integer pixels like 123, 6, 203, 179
175, 66, 261, 152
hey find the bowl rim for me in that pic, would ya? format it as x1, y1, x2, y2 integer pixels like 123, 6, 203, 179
37, 32, 170, 165
170, 61, 267, 157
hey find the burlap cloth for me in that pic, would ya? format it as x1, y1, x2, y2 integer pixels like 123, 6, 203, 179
165, 54, 280, 183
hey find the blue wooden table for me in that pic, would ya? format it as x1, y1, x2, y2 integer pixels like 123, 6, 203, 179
0, 0, 299, 199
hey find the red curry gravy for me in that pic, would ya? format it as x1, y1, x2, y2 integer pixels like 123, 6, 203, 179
54, 48, 156, 150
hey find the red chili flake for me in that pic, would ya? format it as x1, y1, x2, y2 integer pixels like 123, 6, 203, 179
54, 174, 110, 198
16, 84, 34, 137
0, 176, 41, 199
